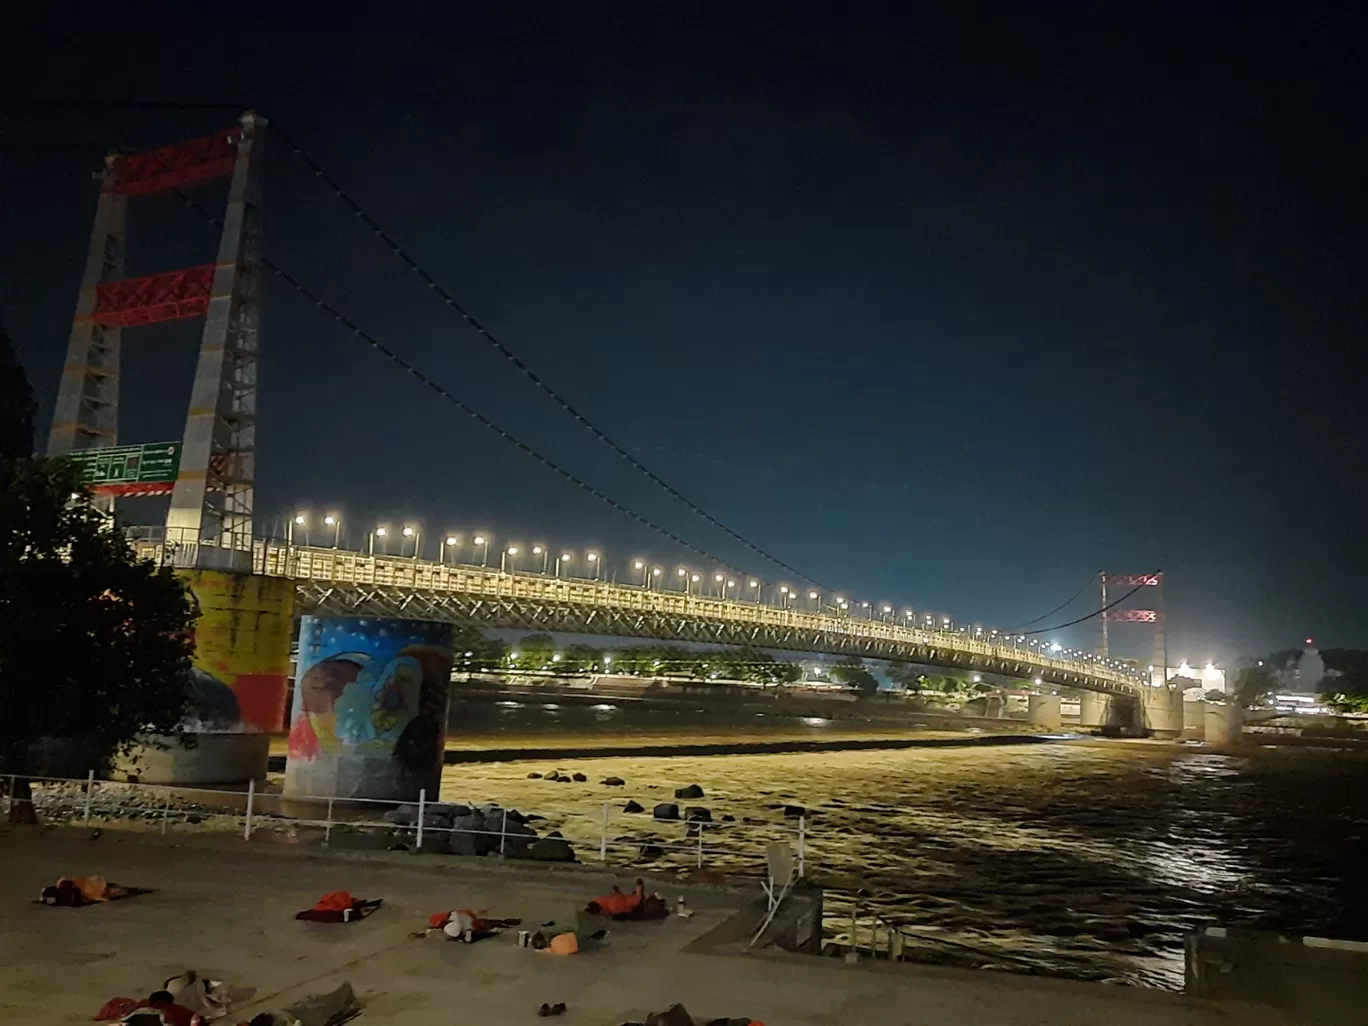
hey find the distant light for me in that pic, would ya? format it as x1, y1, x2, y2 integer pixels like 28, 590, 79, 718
464, 651, 473, 657
294, 514, 306, 525
375, 527, 387, 537
402, 526, 415, 537
1305, 637, 1314, 646
749, 579, 759, 588
971, 673, 982, 683
678, 567, 688, 577
1050, 643, 1062, 653
1034, 677, 1043, 686
532, 545, 544, 555
586, 552, 599, 562
323, 515, 337, 526
715, 573, 725, 582
652, 567, 663, 576
506, 546, 519, 555
633, 560, 644, 569
603, 655, 613, 664
810, 591, 819, 600
552, 652, 562, 661
780, 586, 790, 594
727, 580, 737, 587
445, 536, 458, 546
561, 552, 573, 561
473, 534, 485, 544
510, 652, 520, 659
690, 574, 700, 582
882, 605, 892, 613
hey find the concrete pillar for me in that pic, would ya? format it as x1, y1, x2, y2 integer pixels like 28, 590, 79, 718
1028, 694, 1062, 731
284, 617, 454, 801
1184, 700, 1207, 740
1204, 704, 1244, 746
1080, 691, 1113, 728
1141, 686, 1185, 737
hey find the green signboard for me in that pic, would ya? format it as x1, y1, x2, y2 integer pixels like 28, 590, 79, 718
67, 441, 182, 494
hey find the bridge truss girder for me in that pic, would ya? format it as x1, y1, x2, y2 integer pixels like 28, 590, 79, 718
294, 581, 1137, 697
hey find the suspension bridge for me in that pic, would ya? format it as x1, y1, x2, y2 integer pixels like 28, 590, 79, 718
47, 111, 1158, 703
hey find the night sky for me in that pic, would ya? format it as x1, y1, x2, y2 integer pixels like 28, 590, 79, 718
3, 3, 1364, 664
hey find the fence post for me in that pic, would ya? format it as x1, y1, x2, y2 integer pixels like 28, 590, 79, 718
6, 774, 14, 820
599, 802, 609, 862
160, 792, 171, 833
243, 778, 255, 840
500, 809, 508, 856
324, 797, 334, 846
696, 820, 704, 867
83, 770, 96, 826
417, 788, 426, 850
798, 815, 806, 879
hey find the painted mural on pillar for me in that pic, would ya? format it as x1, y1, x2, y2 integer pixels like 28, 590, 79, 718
285, 617, 453, 800
178, 570, 295, 733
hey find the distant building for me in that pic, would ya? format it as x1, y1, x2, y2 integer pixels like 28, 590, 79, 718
1165, 661, 1226, 694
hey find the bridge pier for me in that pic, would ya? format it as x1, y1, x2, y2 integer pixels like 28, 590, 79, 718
1027, 694, 1062, 731
1140, 686, 1185, 738
1184, 699, 1207, 740
284, 616, 454, 802
1204, 703, 1244, 746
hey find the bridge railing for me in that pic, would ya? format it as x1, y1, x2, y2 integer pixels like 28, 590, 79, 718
255, 542, 1142, 691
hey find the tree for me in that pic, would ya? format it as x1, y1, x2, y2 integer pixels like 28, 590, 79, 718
1, 350, 197, 823
1231, 662, 1276, 709
829, 657, 879, 695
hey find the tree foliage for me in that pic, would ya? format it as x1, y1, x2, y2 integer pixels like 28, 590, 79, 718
1231, 662, 1276, 709
0, 321, 35, 460
0, 344, 197, 820
828, 657, 879, 695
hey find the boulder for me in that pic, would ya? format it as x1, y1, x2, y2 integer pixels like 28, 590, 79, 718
674, 784, 705, 800
572, 772, 588, 782
602, 776, 626, 786
416, 829, 452, 855
638, 843, 664, 858
783, 805, 806, 818
623, 799, 645, 814
684, 806, 712, 822
526, 836, 576, 862
527, 772, 543, 779
653, 803, 680, 821
382, 804, 419, 826
449, 813, 493, 857
497, 818, 539, 857
721, 814, 736, 822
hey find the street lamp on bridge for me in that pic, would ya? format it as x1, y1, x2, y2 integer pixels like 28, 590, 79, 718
713, 572, 727, 599
531, 544, 547, 573
473, 535, 489, 567
634, 560, 648, 587
323, 514, 341, 548
780, 585, 793, 609
287, 513, 307, 548
586, 551, 600, 580
402, 525, 421, 559
501, 545, 520, 573
748, 579, 761, 603
440, 535, 460, 564
368, 525, 388, 556
651, 565, 663, 587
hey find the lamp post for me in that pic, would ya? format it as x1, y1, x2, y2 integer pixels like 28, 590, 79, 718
473, 534, 489, 567
323, 514, 340, 548
532, 544, 547, 573
440, 535, 459, 564
368, 525, 388, 556
501, 545, 520, 573
287, 513, 307, 548
882, 604, 893, 623
726, 578, 737, 601
676, 567, 689, 593
834, 596, 845, 617
748, 579, 761, 603
402, 525, 420, 559
651, 566, 663, 588
808, 590, 820, 612
634, 560, 648, 587
556, 552, 572, 577
713, 573, 726, 599
780, 586, 792, 609
586, 551, 600, 580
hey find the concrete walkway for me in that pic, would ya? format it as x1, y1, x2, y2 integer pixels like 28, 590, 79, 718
0, 829, 1286, 1025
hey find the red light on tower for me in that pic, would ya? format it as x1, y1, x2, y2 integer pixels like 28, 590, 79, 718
1305, 638, 1314, 646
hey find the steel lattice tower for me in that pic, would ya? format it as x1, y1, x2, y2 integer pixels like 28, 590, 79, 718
1097, 571, 1167, 684
48, 111, 265, 569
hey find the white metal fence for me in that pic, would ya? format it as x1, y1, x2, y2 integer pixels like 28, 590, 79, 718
4, 772, 806, 877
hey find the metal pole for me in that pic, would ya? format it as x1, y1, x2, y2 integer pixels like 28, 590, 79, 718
161, 792, 171, 833
6, 774, 15, 820
500, 809, 508, 856
83, 769, 95, 826
798, 815, 806, 879
324, 797, 334, 846
243, 777, 255, 840
417, 788, 426, 849
696, 821, 704, 867
600, 803, 609, 862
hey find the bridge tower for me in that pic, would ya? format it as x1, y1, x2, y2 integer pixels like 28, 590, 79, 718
1097, 572, 1166, 685
48, 112, 266, 570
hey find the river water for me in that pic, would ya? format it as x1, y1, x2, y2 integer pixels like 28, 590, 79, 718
439, 699, 1368, 989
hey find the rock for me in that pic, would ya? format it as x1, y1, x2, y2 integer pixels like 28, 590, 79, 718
674, 784, 705, 800
653, 803, 680, 821
646, 1003, 695, 1026
602, 776, 625, 786
559, 777, 572, 783
383, 804, 419, 826
525, 836, 576, 862
638, 843, 664, 858
527, 772, 543, 779
684, 806, 712, 822
497, 818, 539, 857
572, 772, 588, 782
783, 805, 806, 818
186, 815, 203, 825
417, 829, 452, 855
623, 800, 645, 814
449, 813, 493, 857
721, 814, 736, 822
